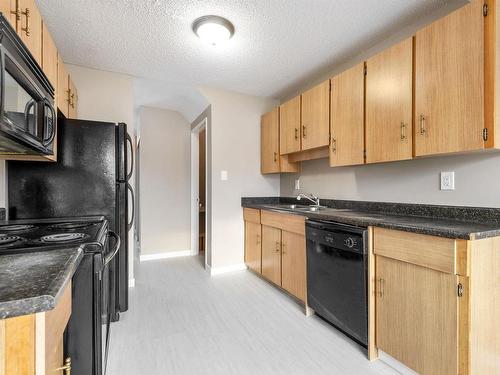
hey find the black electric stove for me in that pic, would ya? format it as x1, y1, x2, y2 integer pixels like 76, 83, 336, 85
0, 216, 108, 254
0, 216, 118, 375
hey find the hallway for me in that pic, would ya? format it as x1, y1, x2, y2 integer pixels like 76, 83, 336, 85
107, 256, 399, 375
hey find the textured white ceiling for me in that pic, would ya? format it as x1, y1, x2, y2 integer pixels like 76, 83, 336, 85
37, 0, 458, 117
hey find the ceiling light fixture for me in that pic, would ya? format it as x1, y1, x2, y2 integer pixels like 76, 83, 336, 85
192, 15, 235, 46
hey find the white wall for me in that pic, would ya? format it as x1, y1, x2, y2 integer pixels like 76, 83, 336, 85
199, 87, 280, 270
66, 64, 137, 281
139, 106, 191, 255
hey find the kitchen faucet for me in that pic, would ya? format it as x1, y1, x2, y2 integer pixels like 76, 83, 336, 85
296, 193, 320, 207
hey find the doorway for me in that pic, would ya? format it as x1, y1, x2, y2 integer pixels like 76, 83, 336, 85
191, 118, 207, 267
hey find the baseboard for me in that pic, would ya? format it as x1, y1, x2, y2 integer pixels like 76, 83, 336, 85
139, 250, 192, 262
128, 278, 135, 288
210, 263, 248, 276
378, 351, 419, 375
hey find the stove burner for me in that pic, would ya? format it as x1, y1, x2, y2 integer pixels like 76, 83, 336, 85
0, 235, 25, 247
0, 224, 36, 232
50, 222, 94, 230
40, 233, 88, 243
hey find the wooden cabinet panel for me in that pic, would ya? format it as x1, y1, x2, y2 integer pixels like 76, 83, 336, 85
17, 0, 42, 65
301, 80, 330, 151
261, 108, 280, 174
244, 221, 262, 274
243, 208, 260, 224
57, 55, 69, 117
376, 256, 458, 375
415, 0, 484, 156
68, 76, 78, 119
330, 63, 365, 167
281, 231, 306, 302
365, 38, 413, 164
0, 0, 16, 27
261, 225, 282, 285
260, 210, 305, 236
279, 96, 301, 155
42, 22, 57, 91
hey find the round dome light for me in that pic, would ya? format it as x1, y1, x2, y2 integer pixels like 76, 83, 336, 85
193, 15, 235, 46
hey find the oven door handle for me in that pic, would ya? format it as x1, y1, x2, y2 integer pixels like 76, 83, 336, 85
104, 231, 121, 267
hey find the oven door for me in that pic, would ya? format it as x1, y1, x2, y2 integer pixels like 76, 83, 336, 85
0, 45, 55, 155
101, 231, 121, 375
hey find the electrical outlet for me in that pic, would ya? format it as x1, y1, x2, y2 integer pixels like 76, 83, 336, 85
440, 171, 455, 190
294, 179, 300, 190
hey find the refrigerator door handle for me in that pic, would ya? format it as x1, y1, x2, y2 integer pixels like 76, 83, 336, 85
104, 231, 121, 267
127, 182, 135, 231
126, 133, 133, 181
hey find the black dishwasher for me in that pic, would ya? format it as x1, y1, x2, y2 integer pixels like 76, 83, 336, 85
306, 220, 368, 347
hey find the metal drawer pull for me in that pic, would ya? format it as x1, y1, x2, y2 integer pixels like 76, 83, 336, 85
273, 152, 277, 162
21, 7, 30, 36
419, 114, 426, 135
282, 243, 286, 255
331, 137, 337, 152
56, 357, 71, 374
275, 241, 280, 252
294, 128, 299, 140
302, 125, 307, 137
256, 234, 261, 245
400, 121, 406, 141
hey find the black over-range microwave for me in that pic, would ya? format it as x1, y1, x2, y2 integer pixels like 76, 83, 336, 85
0, 14, 56, 156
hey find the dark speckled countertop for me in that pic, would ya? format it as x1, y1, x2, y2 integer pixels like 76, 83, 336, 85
0, 248, 83, 319
242, 197, 500, 240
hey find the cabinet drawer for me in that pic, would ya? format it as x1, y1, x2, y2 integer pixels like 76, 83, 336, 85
373, 228, 461, 274
261, 210, 305, 236
243, 208, 260, 224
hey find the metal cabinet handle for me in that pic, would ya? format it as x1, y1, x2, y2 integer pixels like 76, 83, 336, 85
11, 2, 21, 20
302, 125, 307, 138
275, 241, 280, 252
419, 114, 426, 135
294, 128, 299, 140
256, 234, 261, 245
21, 7, 30, 36
56, 357, 71, 375
66, 89, 72, 105
378, 278, 385, 298
331, 137, 337, 152
273, 152, 277, 162
70, 93, 75, 109
282, 243, 286, 255
400, 121, 406, 141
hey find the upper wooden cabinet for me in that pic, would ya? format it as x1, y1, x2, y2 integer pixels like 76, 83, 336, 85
68, 76, 78, 119
365, 38, 413, 164
301, 80, 330, 151
415, 0, 485, 156
57, 55, 69, 117
261, 108, 299, 174
330, 63, 365, 167
279, 96, 301, 154
16, 0, 42, 65
42, 22, 57, 91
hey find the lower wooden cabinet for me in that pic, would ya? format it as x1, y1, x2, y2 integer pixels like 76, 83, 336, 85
244, 221, 261, 273
0, 282, 72, 375
261, 225, 282, 285
281, 230, 306, 302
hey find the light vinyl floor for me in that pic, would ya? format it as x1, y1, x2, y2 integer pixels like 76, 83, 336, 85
107, 256, 400, 375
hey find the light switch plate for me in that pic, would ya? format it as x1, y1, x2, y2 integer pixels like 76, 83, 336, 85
440, 171, 455, 190
295, 179, 300, 190
220, 170, 228, 181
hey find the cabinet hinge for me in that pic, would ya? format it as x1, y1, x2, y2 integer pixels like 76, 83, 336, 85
457, 283, 463, 297
483, 3, 489, 17
483, 128, 489, 142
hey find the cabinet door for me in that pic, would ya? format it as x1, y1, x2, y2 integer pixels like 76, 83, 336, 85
330, 63, 365, 167
261, 225, 281, 285
68, 76, 78, 119
414, 0, 484, 156
261, 108, 280, 174
57, 55, 69, 117
17, 0, 42, 65
376, 256, 459, 375
244, 221, 261, 273
42, 22, 57, 92
279, 96, 301, 154
301, 80, 330, 151
0, 0, 16, 27
281, 231, 306, 302
366, 38, 413, 164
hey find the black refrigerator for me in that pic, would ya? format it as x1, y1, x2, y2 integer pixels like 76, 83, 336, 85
7, 118, 134, 320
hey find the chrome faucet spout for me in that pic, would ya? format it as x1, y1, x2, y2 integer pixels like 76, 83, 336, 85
296, 193, 320, 207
